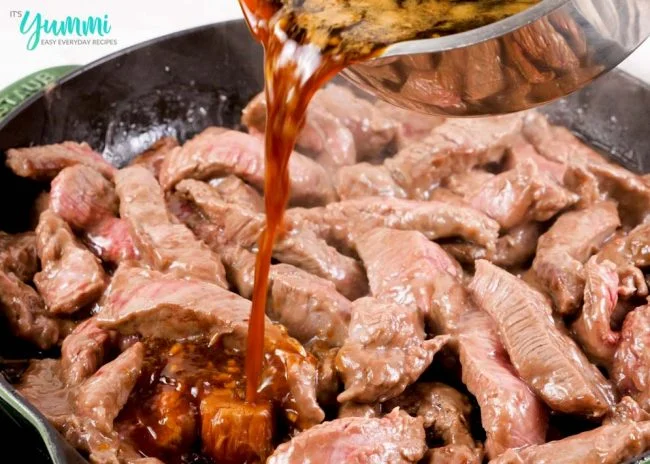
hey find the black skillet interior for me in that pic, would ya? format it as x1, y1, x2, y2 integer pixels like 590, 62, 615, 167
0, 19, 649, 464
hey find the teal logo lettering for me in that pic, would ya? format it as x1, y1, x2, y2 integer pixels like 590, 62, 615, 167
19, 10, 112, 51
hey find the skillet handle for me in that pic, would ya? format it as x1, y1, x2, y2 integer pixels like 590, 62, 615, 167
0, 65, 80, 122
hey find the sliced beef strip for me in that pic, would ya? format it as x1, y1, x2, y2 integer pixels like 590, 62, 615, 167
627, 223, 650, 268
464, 40, 506, 102
17, 359, 73, 429
61, 318, 113, 387
470, 260, 616, 417
269, 264, 352, 347
504, 136, 565, 183
97, 264, 324, 427
492, 421, 650, 464
532, 201, 620, 315
75, 342, 144, 434
50, 165, 118, 230
612, 304, 650, 411
468, 159, 578, 229
158, 128, 336, 206
288, 197, 500, 255
85, 216, 139, 264
571, 258, 621, 369
336, 297, 450, 403
128, 136, 179, 179
334, 163, 407, 200
374, 100, 444, 149
115, 166, 227, 287
242, 90, 357, 171
443, 222, 541, 269
208, 175, 264, 213
443, 170, 495, 198
595, 232, 649, 299
605, 396, 650, 425
176, 179, 367, 299
0, 231, 38, 282
356, 227, 463, 334
313, 85, 399, 161
522, 112, 606, 166
385, 383, 481, 460
383, 113, 524, 199
0, 270, 60, 349
267, 408, 427, 464
566, 161, 650, 225
217, 245, 351, 348
5, 141, 116, 180
457, 309, 548, 459
50, 164, 138, 264
34, 210, 107, 315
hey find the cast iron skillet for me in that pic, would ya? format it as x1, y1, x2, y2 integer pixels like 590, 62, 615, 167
0, 19, 649, 464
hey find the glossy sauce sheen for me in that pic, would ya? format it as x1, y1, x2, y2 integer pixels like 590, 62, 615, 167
239, 0, 539, 401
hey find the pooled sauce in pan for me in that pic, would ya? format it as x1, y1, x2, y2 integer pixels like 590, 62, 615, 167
239, 0, 540, 403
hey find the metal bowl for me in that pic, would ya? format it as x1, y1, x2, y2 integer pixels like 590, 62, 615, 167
342, 0, 650, 116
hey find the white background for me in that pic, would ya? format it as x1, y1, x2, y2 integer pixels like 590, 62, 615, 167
0, 0, 648, 89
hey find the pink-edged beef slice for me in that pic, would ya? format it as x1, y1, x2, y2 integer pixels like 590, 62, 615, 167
6, 141, 115, 180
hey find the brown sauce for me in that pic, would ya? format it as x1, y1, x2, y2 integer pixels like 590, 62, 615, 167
240, 0, 540, 403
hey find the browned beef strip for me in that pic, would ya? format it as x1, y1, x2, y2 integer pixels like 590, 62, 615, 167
334, 163, 407, 200
336, 297, 450, 403
50, 165, 118, 230
523, 112, 606, 166
218, 246, 351, 348
128, 136, 179, 179
267, 408, 427, 464
470, 260, 616, 416
313, 85, 399, 161
513, 17, 580, 72
492, 421, 650, 464
158, 128, 336, 206
627, 223, 650, 268
208, 175, 264, 212
34, 211, 107, 315
567, 161, 650, 225
269, 264, 352, 347
243, 90, 357, 171
0, 270, 59, 349
356, 227, 462, 333
385, 383, 480, 457
605, 397, 650, 425
612, 305, 650, 411
115, 166, 227, 287
456, 309, 548, 459
532, 201, 620, 315
61, 318, 113, 387
469, 159, 578, 229
76, 342, 144, 434
288, 197, 500, 255
426, 445, 480, 464
383, 113, 524, 199
5, 141, 115, 180
374, 100, 444, 149
0, 231, 38, 282
97, 264, 324, 427
443, 170, 495, 198
504, 137, 565, 183
338, 402, 382, 419
16, 359, 73, 429
444, 222, 542, 269
571, 258, 621, 369
50, 164, 137, 264
176, 179, 367, 299
85, 216, 139, 264
595, 230, 649, 298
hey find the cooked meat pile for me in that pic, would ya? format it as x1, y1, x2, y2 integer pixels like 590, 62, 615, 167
3, 84, 650, 464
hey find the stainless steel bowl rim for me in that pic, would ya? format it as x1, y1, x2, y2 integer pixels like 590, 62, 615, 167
380, 0, 569, 58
